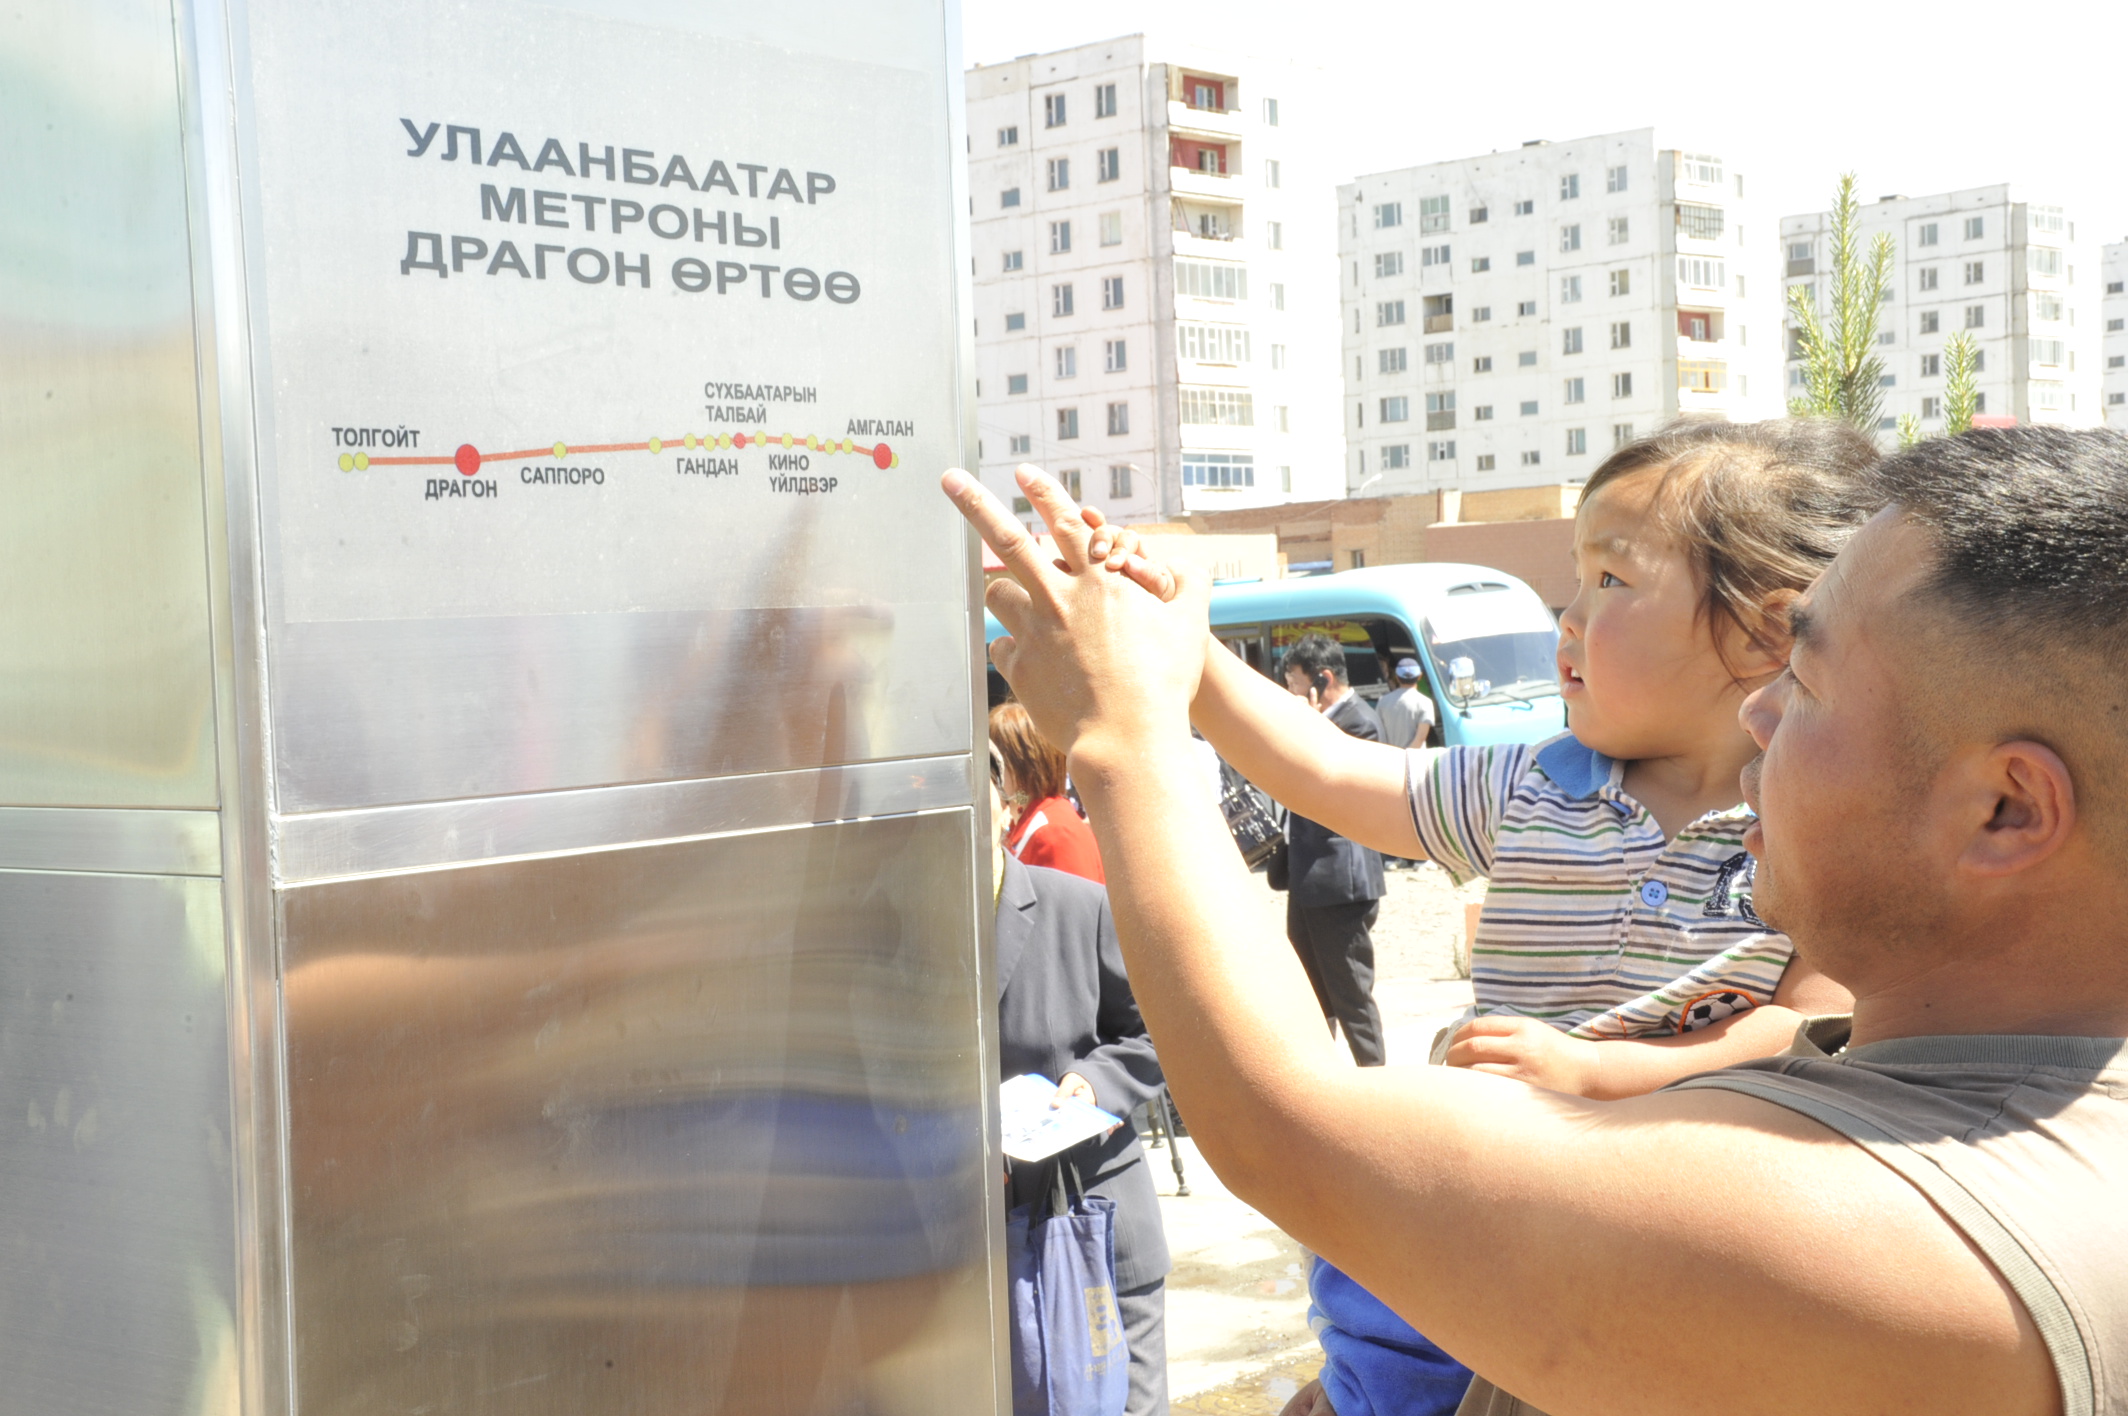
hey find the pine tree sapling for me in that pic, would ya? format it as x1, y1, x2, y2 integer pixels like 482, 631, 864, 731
1943, 331, 1980, 435
1785, 174, 1895, 434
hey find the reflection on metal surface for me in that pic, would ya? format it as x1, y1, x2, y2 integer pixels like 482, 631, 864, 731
0, 806, 221, 876
282, 812, 993, 1414
269, 606, 969, 812
0, 868, 239, 1413
275, 755, 971, 884
0, 0, 219, 808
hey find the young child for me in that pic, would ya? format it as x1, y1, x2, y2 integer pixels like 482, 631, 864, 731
1082, 418, 1879, 1416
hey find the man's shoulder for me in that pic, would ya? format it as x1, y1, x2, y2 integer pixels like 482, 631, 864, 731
1333, 692, 1383, 738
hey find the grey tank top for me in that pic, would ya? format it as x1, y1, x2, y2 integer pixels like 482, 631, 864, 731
1457, 1019, 2128, 1416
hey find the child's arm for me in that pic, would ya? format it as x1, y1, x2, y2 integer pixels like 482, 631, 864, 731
1442, 957, 1853, 1101
1190, 635, 1425, 859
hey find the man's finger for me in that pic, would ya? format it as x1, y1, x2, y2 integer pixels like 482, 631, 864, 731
1016, 463, 1094, 572
1083, 505, 1114, 562
1119, 553, 1179, 603
943, 469, 1059, 604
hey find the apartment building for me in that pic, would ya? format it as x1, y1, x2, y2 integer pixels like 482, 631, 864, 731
2104, 240, 2127, 429
1337, 130, 1777, 496
1781, 187, 2100, 437
965, 37, 1342, 524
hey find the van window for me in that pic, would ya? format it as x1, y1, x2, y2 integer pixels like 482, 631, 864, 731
1423, 589, 1558, 703
1267, 617, 1417, 700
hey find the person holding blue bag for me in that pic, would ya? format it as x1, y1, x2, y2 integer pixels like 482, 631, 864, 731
990, 744, 1172, 1416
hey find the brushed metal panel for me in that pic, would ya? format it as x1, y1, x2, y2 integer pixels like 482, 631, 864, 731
0, 868, 239, 1413
0, 0, 219, 808
269, 605, 969, 813
0, 806, 221, 876
274, 754, 971, 884
281, 813, 996, 1415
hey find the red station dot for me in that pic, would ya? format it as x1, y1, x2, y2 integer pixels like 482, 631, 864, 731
733, 433, 748, 449
871, 443, 893, 470
454, 443, 481, 476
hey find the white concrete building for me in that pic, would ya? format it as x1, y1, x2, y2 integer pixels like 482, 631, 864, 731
1337, 130, 1777, 496
2103, 241, 2128, 429
1781, 187, 2100, 437
965, 37, 1343, 525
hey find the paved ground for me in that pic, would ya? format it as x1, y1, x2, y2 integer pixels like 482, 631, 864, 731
1150, 863, 1487, 1413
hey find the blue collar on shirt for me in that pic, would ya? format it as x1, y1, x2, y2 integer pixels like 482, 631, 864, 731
1532, 732, 1618, 800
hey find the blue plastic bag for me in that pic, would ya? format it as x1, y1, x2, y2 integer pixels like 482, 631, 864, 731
1007, 1162, 1129, 1416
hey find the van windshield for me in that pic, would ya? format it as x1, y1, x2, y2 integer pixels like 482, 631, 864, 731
1423, 590, 1560, 703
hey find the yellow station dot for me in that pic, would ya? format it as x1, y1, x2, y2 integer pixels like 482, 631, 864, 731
648, 437, 662, 454
685, 433, 697, 449
338, 452, 354, 471
718, 432, 731, 449
553, 442, 568, 458
843, 438, 855, 454
890, 454, 900, 469
806, 434, 819, 450
354, 452, 370, 470
781, 432, 793, 448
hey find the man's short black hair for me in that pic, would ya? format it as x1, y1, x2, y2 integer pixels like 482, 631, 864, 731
1282, 633, 1349, 685
1872, 427, 2128, 653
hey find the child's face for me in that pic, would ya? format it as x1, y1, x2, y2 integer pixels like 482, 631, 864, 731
1558, 468, 1758, 762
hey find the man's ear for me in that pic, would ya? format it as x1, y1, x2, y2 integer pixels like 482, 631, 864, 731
1959, 739, 2077, 879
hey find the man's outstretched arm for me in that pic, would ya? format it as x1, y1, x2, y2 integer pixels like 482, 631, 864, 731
949, 466, 2055, 1416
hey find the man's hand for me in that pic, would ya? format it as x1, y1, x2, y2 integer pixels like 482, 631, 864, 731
943, 464, 1210, 763
1443, 1014, 1603, 1096
1277, 1377, 1335, 1416
1053, 1072, 1097, 1107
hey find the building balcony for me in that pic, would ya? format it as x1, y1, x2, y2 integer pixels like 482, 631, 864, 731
1786, 256, 1816, 277
1423, 314, 1453, 333
1677, 358, 1729, 394
1167, 98, 1243, 139
1170, 165, 1242, 202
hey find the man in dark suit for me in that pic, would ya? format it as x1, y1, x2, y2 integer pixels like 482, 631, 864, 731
1279, 634, 1388, 1066
994, 779, 1173, 1416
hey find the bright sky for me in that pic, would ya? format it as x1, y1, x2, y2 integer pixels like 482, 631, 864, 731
962, 0, 2128, 251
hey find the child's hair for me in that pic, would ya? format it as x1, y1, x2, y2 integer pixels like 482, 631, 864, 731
989, 701, 1068, 803
1581, 417, 1879, 675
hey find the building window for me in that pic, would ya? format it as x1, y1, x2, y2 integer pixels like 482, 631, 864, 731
1472, 404, 1494, 421
1001, 187, 1021, 208
1055, 346, 1077, 378
1179, 388, 1255, 425
1263, 97, 1280, 125
1472, 356, 1493, 372
1560, 223, 1582, 252
1564, 376, 1585, 403
1264, 158, 1281, 188
1560, 173, 1580, 199
1561, 275, 1583, 303
1007, 374, 1028, 395
1003, 250, 1024, 272
1095, 82, 1117, 118
1105, 339, 1127, 372
1879, 373, 1895, 387
1520, 400, 1539, 416
1424, 341, 1454, 364
1920, 353, 1940, 377
1974, 350, 1986, 372
1613, 371, 1633, 398
1516, 250, 1535, 266
1057, 470, 1082, 499
1918, 222, 1938, 247
1177, 322, 1249, 362
1918, 267, 1938, 291
1428, 440, 1456, 462
1383, 444, 1411, 469
1521, 450, 1542, 466
1267, 221, 1284, 250
1057, 407, 1079, 439
1678, 359, 1728, 392
1377, 300, 1406, 326
1108, 464, 1132, 498
1471, 256, 1491, 273
2035, 294, 2063, 320
1517, 300, 1537, 317
1612, 423, 1635, 447
1607, 216, 1630, 246
1469, 206, 1489, 224
1270, 282, 1285, 309
2030, 247, 2063, 277
1379, 347, 1407, 373
1097, 212, 1123, 248
1677, 203, 1725, 240
1422, 244, 1450, 267
998, 125, 1019, 147
1682, 153, 1725, 185
1964, 260, 1984, 284
1562, 326, 1583, 354
1609, 320, 1631, 349
1106, 402, 1129, 435
1176, 258, 1247, 300
2032, 338, 2066, 367
1609, 269, 1631, 297
1102, 276, 1124, 309
1920, 397, 1942, 420
1096, 148, 1121, 183
1513, 199, 1534, 216
1421, 194, 1451, 233
1044, 93, 1067, 127
1518, 350, 1537, 367
1182, 451, 1255, 486
1377, 251, 1404, 277
1009, 434, 1032, 454
1380, 395, 1410, 422
1048, 158, 1071, 192
1053, 283, 1075, 316
1426, 391, 1455, 429
1919, 309, 1939, 334
1677, 256, 1725, 288
1963, 216, 1984, 240
1004, 312, 1026, 332
1965, 304, 1985, 329
1270, 343, 1286, 369
1471, 305, 1492, 322
1375, 202, 1403, 229
1050, 220, 1072, 253
1606, 164, 1628, 193
1566, 427, 1588, 456
1476, 454, 1496, 471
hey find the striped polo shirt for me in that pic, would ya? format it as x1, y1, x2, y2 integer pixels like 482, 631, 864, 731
1406, 732, 1791, 1039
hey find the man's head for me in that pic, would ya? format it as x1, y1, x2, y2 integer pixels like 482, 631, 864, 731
1741, 428, 2128, 1013
1282, 634, 1349, 709
1395, 657, 1422, 684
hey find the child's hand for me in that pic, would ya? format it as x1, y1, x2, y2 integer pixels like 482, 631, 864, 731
1443, 1014, 1604, 1097
1277, 1377, 1337, 1416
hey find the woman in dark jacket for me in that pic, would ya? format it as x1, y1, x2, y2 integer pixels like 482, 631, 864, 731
991, 766, 1172, 1416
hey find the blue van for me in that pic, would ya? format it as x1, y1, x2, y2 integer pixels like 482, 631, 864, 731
984, 563, 1565, 749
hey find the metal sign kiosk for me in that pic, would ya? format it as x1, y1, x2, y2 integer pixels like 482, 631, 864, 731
0, 1, 998, 1411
